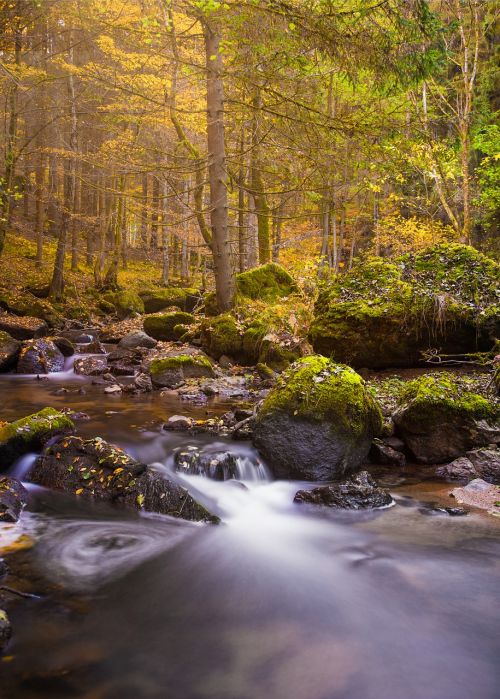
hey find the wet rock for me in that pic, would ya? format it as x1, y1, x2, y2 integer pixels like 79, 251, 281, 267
104, 384, 122, 394
466, 447, 500, 483
451, 478, 500, 514
175, 447, 238, 481
0, 330, 20, 371
17, 338, 65, 374
78, 339, 106, 354
0, 477, 28, 522
0, 610, 12, 652
74, 356, 108, 376
0, 408, 74, 470
134, 372, 153, 392
0, 314, 48, 340
436, 457, 478, 482
29, 436, 218, 523
253, 356, 383, 480
369, 439, 406, 467
118, 331, 157, 350
294, 471, 393, 510
419, 503, 469, 516
51, 336, 75, 357
164, 415, 193, 431
392, 374, 500, 463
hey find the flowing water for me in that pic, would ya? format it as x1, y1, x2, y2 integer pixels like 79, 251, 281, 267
1, 366, 500, 699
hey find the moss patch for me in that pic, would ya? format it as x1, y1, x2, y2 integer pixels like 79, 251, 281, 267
236, 263, 298, 302
149, 354, 212, 374
259, 356, 382, 436
200, 314, 243, 359
0, 408, 74, 468
144, 312, 195, 341
104, 291, 144, 319
139, 287, 199, 314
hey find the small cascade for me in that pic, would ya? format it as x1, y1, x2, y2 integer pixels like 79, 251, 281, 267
9, 452, 38, 480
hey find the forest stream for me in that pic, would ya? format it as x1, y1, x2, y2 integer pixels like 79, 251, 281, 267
0, 351, 499, 699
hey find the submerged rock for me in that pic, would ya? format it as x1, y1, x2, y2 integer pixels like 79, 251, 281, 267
0, 477, 28, 522
164, 415, 193, 431
451, 478, 500, 515
17, 338, 64, 374
294, 471, 393, 509
0, 330, 20, 371
393, 373, 500, 463
0, 408, 74, 470
29, 436, 219, 523
253, 356, 383, 480
0, 313, 48, 340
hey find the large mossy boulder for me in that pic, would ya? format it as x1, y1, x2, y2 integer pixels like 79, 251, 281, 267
0, 331, 20, 371
17, 338, 65, 374
29, 436, 218, 523
393, 373, 500, 463
104, 291, 144, 319
0, 408, 74, 470
149, 354, 214, 388
236, 263, 298, 302
143, 311, 195, 341
310, 244, 500, 368
200, 314, 243, 360
139, 287, 200, 314
253, 356, 383, 480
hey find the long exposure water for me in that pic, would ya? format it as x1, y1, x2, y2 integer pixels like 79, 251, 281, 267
1, 365, 500, 699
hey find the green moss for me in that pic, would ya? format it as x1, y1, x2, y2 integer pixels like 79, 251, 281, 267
397, 373, 498, 421
139, 287, 199, 313
236, 263, 298, 302
149, 354, 213, 374
200, 314, 243, 359
143, 312, 195, 341
202, 291, 219, 316
105, 290, 144, 319
259, 356, 382, 436
0, 408, 74, 451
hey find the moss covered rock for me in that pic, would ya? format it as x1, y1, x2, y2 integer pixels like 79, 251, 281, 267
200, 314, 243, 360
143, 312, 195, 341
29, 435, 218, 523
393, 373, 500, 463
139, 287, 200, 314
104, 290, 144, 319
149, 353, 214, 388
310, 244, 500, 368
0, 408, 74, 470
236, 263, 298, 302
0, 330, 20, 371
253, 356, 383, 480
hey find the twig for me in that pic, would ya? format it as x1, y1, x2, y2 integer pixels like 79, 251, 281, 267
0, 586, 40, 600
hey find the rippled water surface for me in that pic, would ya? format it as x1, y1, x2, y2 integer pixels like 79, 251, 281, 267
1, 373, 500, 699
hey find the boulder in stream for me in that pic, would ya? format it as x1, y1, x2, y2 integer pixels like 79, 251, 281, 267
253, 356, 383, 480
0, 477, 28, 522
118, 331, 157, 350
29, 436, 219, 523
0, 331, 20, 371
437, 447, 500, 483
175, 447, 239, 480
294, 471, 393, 509
74, 355, 108, 376
393, 373, 500, 463
16, 338, 64, 374
0, 408, 74, 470
149, 354, 214, 388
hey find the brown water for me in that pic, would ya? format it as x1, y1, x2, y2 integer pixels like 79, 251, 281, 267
1, 370, 500, 699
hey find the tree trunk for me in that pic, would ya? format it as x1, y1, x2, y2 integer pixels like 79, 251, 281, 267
204, 23, 234, 311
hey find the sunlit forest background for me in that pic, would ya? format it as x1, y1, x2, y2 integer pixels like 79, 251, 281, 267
0, 0, 498, 306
